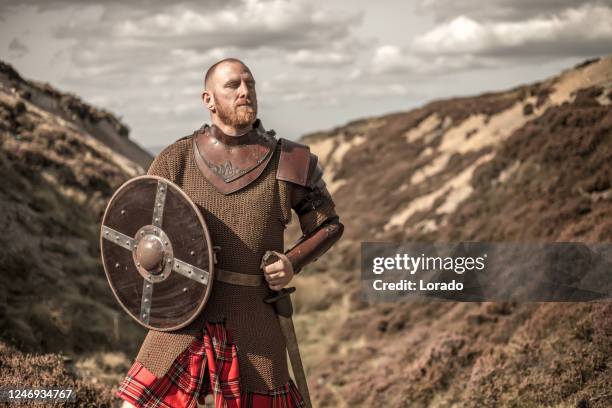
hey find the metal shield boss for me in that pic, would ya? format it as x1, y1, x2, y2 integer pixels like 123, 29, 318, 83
100, 175, 215, 331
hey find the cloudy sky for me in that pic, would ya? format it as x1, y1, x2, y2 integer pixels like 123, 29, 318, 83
1, 0, 611, 150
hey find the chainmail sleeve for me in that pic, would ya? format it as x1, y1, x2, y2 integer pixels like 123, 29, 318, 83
146, 147, 174, 180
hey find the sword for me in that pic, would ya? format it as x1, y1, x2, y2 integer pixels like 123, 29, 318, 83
261, 251, 313, 408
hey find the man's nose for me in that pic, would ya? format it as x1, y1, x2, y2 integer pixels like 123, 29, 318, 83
238, 81, 250, 98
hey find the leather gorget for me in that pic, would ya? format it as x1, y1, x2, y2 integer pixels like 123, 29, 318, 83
192, 119, 277, 194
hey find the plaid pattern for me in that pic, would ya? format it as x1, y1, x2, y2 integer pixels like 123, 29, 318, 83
117, 322, 305, 408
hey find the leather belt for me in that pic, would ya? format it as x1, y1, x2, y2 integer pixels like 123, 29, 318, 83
214, 268, 266, 287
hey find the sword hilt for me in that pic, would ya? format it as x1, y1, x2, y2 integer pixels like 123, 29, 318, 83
261, 251, 296, 317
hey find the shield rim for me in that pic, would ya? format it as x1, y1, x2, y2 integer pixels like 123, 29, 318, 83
100, 174, 215, 332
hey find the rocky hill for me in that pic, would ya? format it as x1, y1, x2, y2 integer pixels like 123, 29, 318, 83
292, 56, 612, 407
0, 62, 152, 170
0, 61, 152, 406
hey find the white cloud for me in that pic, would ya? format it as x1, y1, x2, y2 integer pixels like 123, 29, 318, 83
413, 3, 612, 57
413, 16, 487, 54
39, 0, 363, 102
56, 0, 361, 52
365, 2, 612, 78
372, 45, 419, 74
371, 44, 495, 75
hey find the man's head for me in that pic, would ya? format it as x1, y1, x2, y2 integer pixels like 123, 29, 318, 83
202, 58, 257, 131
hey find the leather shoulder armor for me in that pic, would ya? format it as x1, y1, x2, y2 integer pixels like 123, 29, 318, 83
277, 138, 319, 187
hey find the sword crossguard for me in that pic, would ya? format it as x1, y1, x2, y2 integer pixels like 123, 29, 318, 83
264, 286, 296, 318
264, 287, 296, 304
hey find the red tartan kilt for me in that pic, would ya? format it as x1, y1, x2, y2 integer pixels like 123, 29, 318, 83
116, 322, 304, 408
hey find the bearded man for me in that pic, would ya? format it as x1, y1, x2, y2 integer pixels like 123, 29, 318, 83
116, 58, 344, 407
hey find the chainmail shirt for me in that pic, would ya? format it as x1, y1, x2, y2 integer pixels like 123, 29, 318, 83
134, 131, 337, 392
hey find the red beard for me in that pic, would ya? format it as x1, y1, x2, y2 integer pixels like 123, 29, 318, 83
216, 101, 257, 128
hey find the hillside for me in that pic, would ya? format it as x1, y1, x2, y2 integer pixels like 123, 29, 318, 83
0, 62, 152, 170
0, 61, 151, 405
292, 57, 612, 407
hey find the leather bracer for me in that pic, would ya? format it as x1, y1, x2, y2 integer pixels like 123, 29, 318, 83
285, 216, 344, 274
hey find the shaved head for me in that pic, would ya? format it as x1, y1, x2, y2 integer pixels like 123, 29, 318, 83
204, 58, 250, 90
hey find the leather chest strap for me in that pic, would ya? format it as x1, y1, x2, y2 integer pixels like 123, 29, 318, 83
215, 268, 266, 287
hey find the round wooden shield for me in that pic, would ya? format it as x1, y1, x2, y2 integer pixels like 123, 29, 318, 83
100, 175, 215, 331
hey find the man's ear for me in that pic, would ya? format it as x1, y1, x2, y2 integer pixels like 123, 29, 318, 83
202, 90, 214, 112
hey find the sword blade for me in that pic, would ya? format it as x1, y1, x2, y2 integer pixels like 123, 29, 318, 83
277, 311, 312, 408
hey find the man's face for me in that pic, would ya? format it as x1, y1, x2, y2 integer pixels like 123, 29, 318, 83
207, 62, 257, 128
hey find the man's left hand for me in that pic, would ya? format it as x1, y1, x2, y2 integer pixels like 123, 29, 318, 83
261, 251, 294, 291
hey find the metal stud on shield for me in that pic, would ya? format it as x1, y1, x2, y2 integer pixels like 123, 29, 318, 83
100, 175, 215, 331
